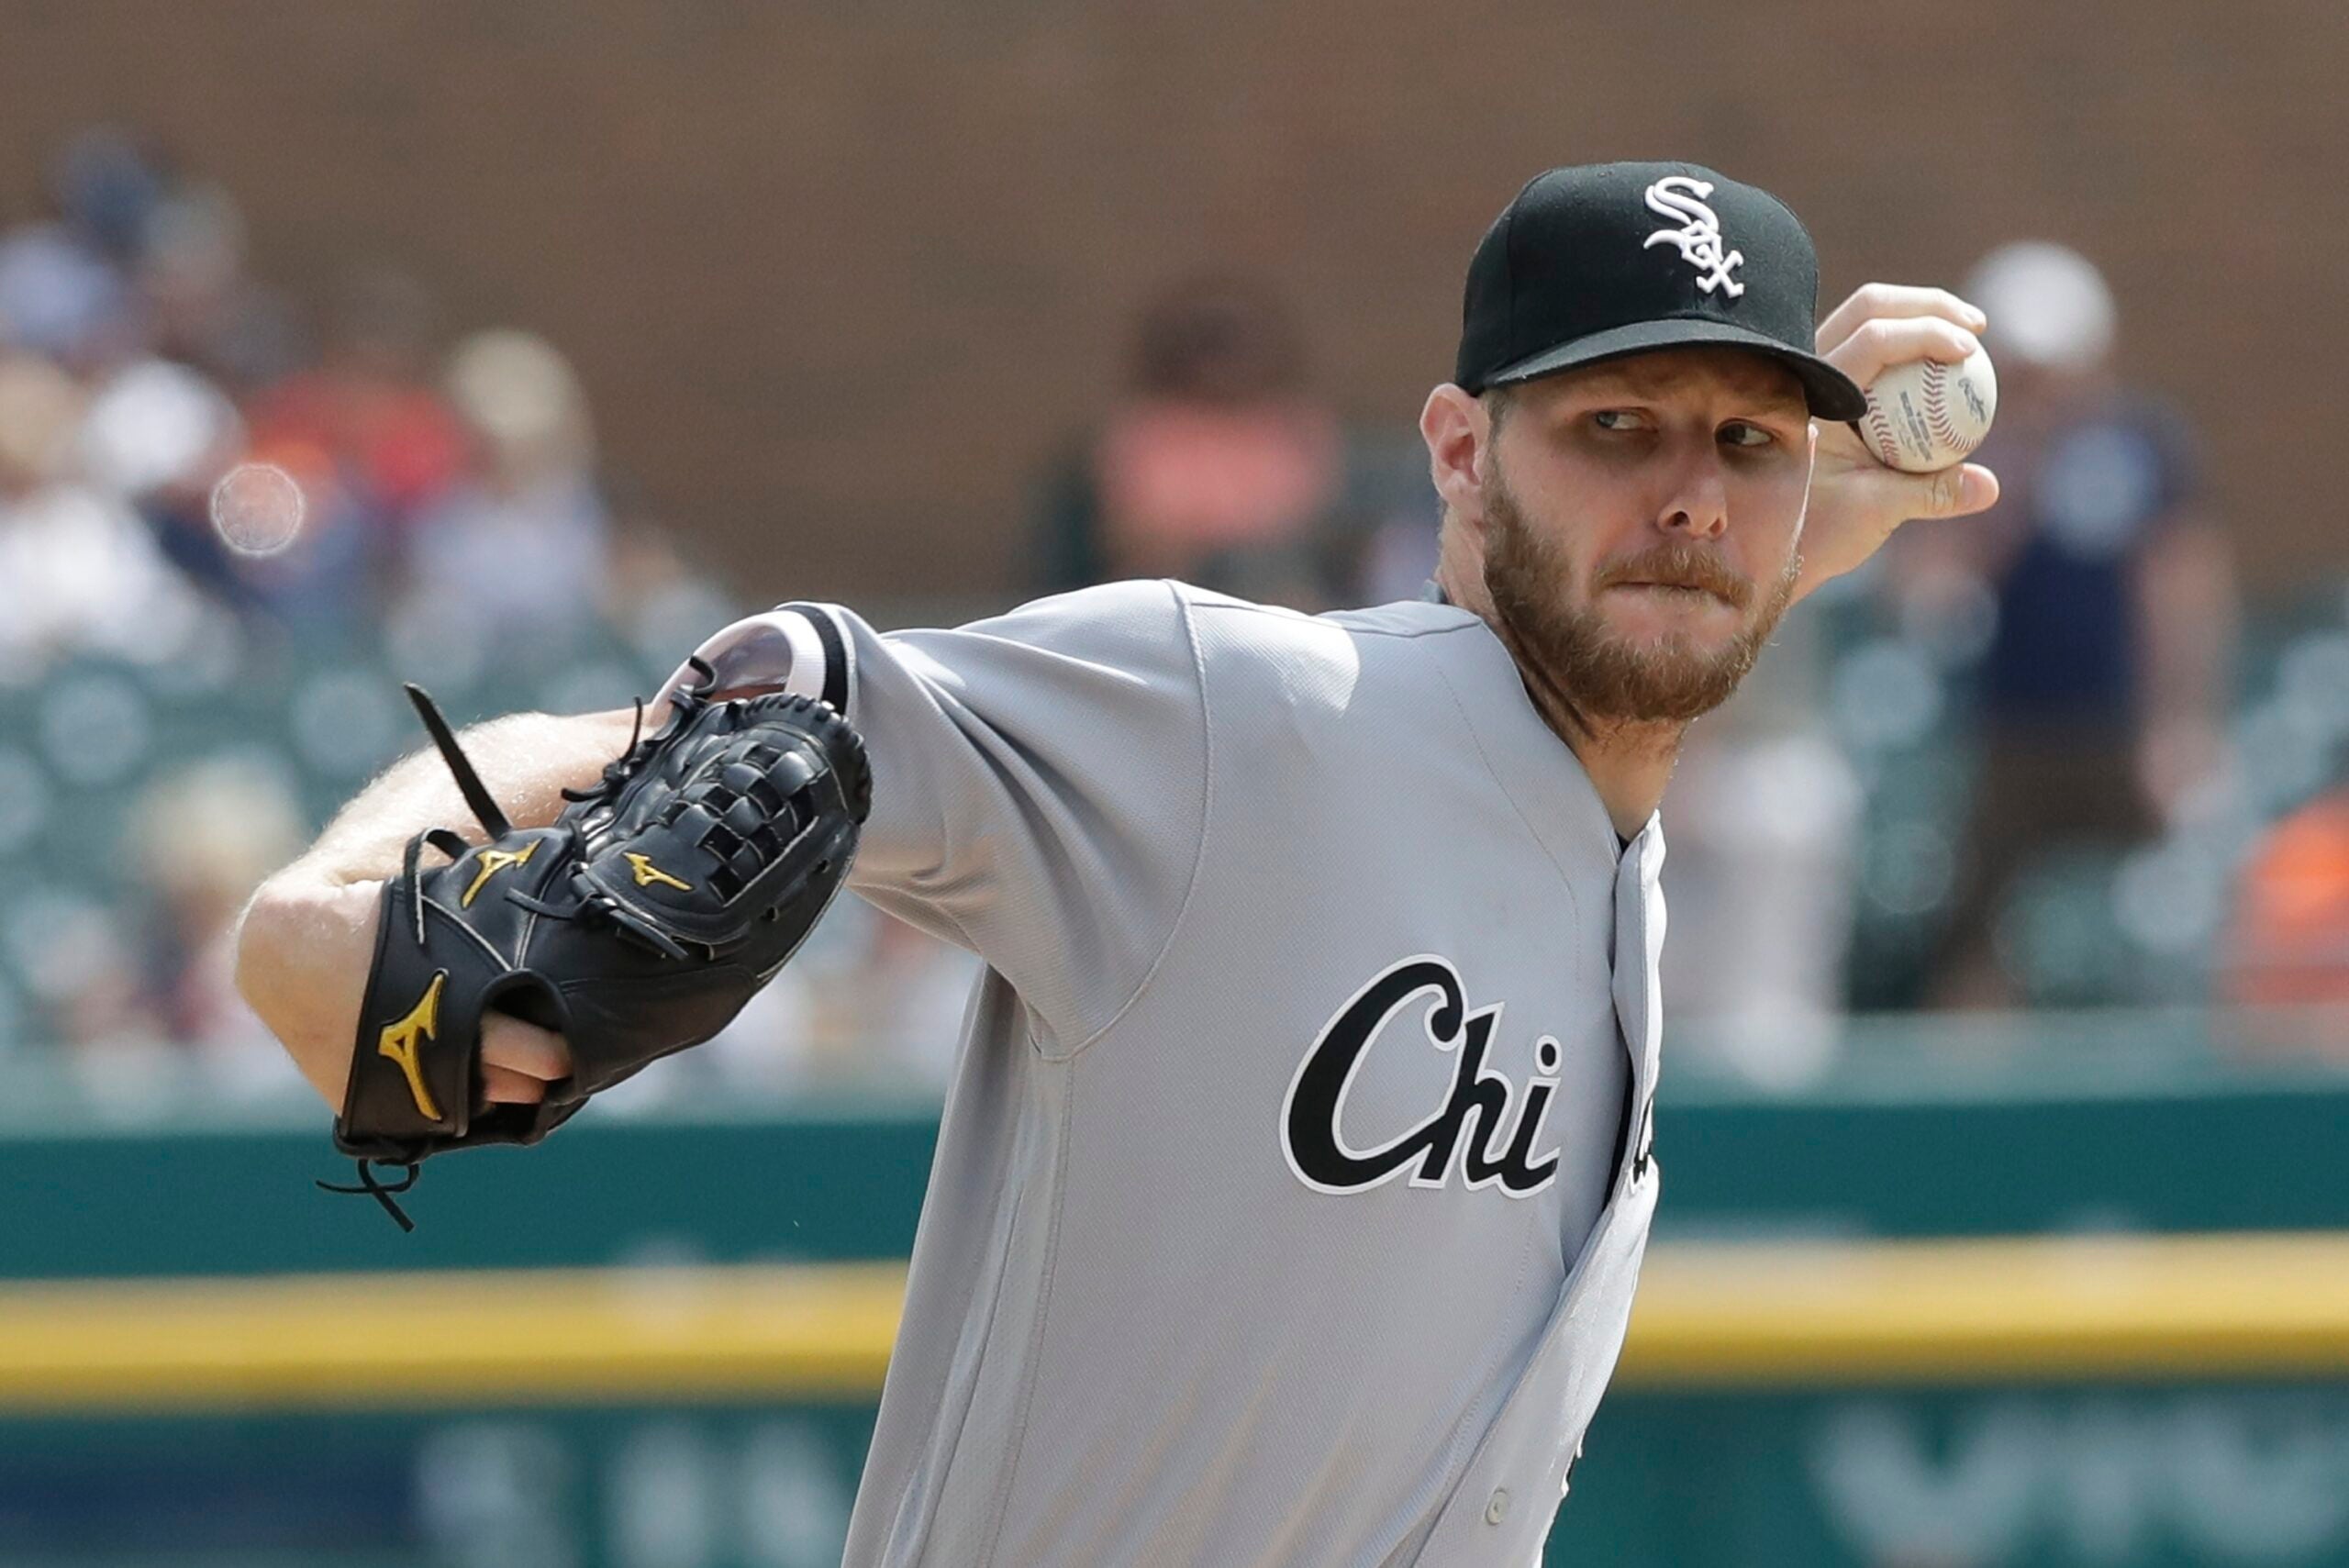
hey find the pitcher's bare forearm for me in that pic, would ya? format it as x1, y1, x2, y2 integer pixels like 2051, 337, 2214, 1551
298, 706, 653, 885
238, 705, 649, 1106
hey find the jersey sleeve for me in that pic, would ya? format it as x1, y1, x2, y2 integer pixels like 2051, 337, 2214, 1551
664, 580, 1210, 1051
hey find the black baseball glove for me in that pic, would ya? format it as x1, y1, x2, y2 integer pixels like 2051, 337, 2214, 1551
324, 662, 871, 1229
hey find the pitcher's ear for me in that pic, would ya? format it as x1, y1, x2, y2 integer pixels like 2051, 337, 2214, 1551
1421, 384, 1490, 524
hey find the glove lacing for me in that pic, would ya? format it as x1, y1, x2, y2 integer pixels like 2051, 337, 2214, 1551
316, 1157, 422, 1233
500, 664, 721, 962
554, 658, 716, 816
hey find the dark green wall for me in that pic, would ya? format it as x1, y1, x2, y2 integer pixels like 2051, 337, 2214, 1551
6, 1068, 2343, 1279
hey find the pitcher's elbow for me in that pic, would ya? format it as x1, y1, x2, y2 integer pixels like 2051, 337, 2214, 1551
233, 873, 375, 1107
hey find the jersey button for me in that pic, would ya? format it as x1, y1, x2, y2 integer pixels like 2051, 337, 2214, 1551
1484, 1488, 1511, 1525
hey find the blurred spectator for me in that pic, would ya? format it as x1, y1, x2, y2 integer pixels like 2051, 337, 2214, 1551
1911, 242, 2238, 1009
404, 328, 611, 639
851, 911, 984, 1085
136, 182, 303, 395
2221, 784, 2349, 1049
75, 348, 377, 635
0, 217, 129, 366
622, 904, 977, 1103
189, 264, 473, 631
120, 755, 307, 1090
1341, 429, 1449, 606
1032, 275, 1346, 607
79, 352, 241, 504
47, 127, 170, 267
0, 128, 157, 369
1661, 605, 1864, 1084
168, 435, 385, 634
766, 900, 982, 1090
0, 354, 202, 675
600, 497, 743, 666
244, 265, 463, 533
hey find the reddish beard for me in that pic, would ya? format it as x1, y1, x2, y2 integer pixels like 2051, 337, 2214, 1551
1479, 465, 1801, 729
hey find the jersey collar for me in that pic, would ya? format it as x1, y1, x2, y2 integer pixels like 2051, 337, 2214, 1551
1427, 608, 1631, 882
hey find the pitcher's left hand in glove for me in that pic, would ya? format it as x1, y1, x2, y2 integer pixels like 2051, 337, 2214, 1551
325, 662, 871, 1229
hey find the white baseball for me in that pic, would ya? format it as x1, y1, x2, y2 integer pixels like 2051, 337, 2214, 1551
1856, 345, 1997, 473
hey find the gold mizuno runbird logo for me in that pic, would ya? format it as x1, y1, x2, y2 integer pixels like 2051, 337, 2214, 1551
462, 840, 539, 907
625, 852, 693, 891
376, 972, 448, 1123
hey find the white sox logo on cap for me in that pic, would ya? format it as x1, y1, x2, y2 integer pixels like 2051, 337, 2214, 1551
1642, 175, 1745, 297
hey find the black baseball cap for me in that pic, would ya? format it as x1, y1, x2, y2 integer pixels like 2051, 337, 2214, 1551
1453, 161, 1866, 421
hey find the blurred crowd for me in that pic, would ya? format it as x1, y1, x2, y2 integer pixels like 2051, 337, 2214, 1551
0, 128, 977, 1105
6, 126, 2344, 1109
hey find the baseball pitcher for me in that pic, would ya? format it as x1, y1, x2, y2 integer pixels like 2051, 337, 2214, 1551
237, 161, 1997, 1564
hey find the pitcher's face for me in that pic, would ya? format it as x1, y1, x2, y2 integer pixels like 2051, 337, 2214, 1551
1477, 346, 1815, 725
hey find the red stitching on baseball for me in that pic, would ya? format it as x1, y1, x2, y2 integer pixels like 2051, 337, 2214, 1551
1862, 400, 1903, 467
1920, 359, 1984, 454
1922, 361, 1955, 439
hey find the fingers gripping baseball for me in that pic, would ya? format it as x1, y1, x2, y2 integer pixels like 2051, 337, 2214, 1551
1815, 283, 1986, 364
1920, 460, 1998, 519
1870, 462, 2001, 548
1820, 286, 1991, 477
1822, 312, 1984, 390
1819, 282, 2001, 514
1823, 437, 2000, 529
1791, 282, 2003, 601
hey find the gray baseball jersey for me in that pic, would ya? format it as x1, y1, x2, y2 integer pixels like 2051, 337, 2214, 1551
693, 579, 1664, 1568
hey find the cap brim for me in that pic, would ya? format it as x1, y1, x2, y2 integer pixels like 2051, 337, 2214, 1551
1482, 317, 1868, 423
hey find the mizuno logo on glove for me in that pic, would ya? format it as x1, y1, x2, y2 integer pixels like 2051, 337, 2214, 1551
462, 842, 539, 907
625, 852, 693, 891
376, 972, 448, 1123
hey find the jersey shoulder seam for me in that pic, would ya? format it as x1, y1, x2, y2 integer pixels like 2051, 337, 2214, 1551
1040, 578, 1215, 1062
1187, 594, 1488, 643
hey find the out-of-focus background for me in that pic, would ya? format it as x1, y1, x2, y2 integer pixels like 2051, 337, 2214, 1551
1, 5, 2346, 1565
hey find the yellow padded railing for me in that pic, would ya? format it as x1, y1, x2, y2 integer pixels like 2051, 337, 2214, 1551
3, 1234, 2348, 1413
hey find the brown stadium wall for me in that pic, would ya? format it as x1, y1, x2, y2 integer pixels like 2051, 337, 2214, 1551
0, 0, 2335, 604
